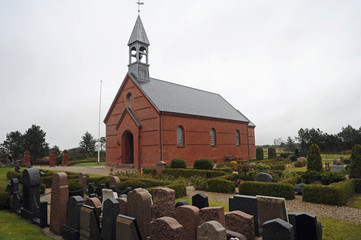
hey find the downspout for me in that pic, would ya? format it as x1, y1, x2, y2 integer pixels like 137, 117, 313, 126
160, 112, 164, 161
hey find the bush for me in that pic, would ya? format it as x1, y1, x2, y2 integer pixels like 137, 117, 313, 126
193, 159, 214, 170
294, 161, 303, 168
253, 163, 271, 171
41, 176, 53, 188
280, 153, 290, 158
68, 182, 84, 198
170, 158, 186, 169
343, 158, 351, 164
307, 144, 323, 172
294, 183, 305, 195
0, 192, 10, 210
280, 177, 299, 186
40, 183, 46, 194
207, 178, 235, 194
118, 180, 146, 190
289, 155, 297, 161
6, 171, 22, 183
189, 176, 208, 190
256, 147, 264, 160
321, 172, 346, 185
349, 145, 361, 178
352, 178, 361, 193
238, 181, 295, 199
271, 164, 286, 171
301, 170, 322, 184
142, 168, 156, 177
303, 180, 354, 206
268, 147, 276, 159
161, 169, 225, 179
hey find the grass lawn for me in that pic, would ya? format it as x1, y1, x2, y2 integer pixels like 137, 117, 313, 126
0, 211, 52, 240
347, 194, 361, 209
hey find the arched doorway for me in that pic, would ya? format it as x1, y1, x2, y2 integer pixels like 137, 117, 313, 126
123, 131, 134, 164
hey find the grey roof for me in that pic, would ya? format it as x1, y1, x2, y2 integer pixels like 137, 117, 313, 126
134, 77, 251, 123
128, 16, 150, 45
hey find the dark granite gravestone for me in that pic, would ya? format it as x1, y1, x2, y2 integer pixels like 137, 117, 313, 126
294, 212, 322, 240
79, 205, 100, 240
175, 200, 189, 208
226, 229, 246, 240
63, 196, 85, 240
39, 201, 48, 228
102, 198, 120, 240
21, 168, 41, 223
229, 195, 259, 236
192, 193, 209, 209
96, 184, 106, 201
10, 178, 21, 214
254, 172, 273, 182
262, 218, 294, 240
116, 214, 142, 240
288, 213, 298, 240
87, 183, 95, 195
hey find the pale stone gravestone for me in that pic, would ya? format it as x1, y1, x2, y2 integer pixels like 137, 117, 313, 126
330, 165, 346, 172
102, 188, 118, 210
117, 197, 128, 215
50, 150, 56, 167
225, 210, 255, 240
175, 205, 199, 240
62, 150, 68, 166
156, 161, 166, 175
79, 173, 87, 187
175, 200, 189, 208
262, 218, 294, 240
127, 188, 152, 240
149, 217, 183, 240
21, 168, 41, 222
257, 195, 288, 235
153, 187, 175, 219
101, 198, 120, 240
62, 196, 85, 240
79, 205, 100, 240
116, 214, 142, 240
197, 221, 227, 240
10, 178, 21, 214
50, 172, 69, 235
199, 206, 225, 227
84, 197, 102, 222
254, 172, 273, 182
294, 212, 322, 240
229, 195, 259, 236
226, 230, 246, 240
192, 193, 209, 209
109, 176, 120, 188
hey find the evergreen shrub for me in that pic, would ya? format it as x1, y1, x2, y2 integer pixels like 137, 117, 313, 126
268, 147, 276, 159
6, 171, 22, 183
307, 143, 323, 172
189, 176, 208, 190
162, 169, 225, 179
68, 182, 84, 198
207, 178, 235, 194
143, 168, 156, 176
280, 176, 299, 185
118, 180, 146, 190
238, 181, 295, 199
193, 159, 214, 170
321, 172, 346, 185
170, 158, 186, 169
0, 192, 10, 210
280, 153, 290, 158
349, 145, 361, 178
256, 147, 264, 160
352, 178, 361, 193
271, 164, 286, 171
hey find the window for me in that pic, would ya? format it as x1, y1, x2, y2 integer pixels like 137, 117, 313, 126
210, 128, 216, 146
177, 126, 184, 147
126, 93, 132, 106
236, 130, 240, 146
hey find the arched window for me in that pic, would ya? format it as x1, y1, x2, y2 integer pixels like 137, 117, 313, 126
235, 130, 240, 146
177, 126, 184, 147
210, 128, 216, 146
126, 93, 132, 106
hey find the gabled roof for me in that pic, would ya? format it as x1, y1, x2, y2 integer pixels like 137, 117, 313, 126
128, 16, 150, 45
116, 107, 142, 129
132, 75, 251, 123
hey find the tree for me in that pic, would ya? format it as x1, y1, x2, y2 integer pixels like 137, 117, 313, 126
99, 137, 106, 152
256, 147, 264, 160
23, 125, 50, 163
338, 125, 359, 150
285, 136, 296, 153
0, 131, 24, 159
79, 132, 96, 153
349, 144, 361, 178
268, 147, 276, 159
307, 143, 323, 172
51, 145, 61, 156
273, 138, 283, 147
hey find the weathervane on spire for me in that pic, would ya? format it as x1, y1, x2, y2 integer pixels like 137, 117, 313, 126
137, 0, 144, 15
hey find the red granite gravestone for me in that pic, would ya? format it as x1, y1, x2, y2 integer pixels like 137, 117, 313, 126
149, 217, 183, 240
62, 150, 68, 166
109, 176, 120, 188
225, 211, 255, 240
79, 173, 87, 187
175, 205, 200, 240
84, 197, 102, 222
24, 150, 30, 167
50, 150, 56, 167
50, 172, 69, 235
199, 206, 226, 227
153, 187, 175, 219
117, 197, 127, 215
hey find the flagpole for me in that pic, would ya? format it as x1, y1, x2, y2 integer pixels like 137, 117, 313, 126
97, 80, 102, 164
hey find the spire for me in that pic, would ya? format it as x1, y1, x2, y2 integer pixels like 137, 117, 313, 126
128, 16, 150, 46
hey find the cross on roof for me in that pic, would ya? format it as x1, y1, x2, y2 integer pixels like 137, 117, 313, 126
137, 0, 144, 15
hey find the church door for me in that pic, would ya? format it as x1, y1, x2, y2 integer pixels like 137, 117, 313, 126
124, 132, 134, 164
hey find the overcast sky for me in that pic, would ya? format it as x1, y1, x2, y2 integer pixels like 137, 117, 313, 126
1, 0, 361, 151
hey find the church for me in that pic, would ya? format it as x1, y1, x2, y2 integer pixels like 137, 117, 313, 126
104, 16, 256, 167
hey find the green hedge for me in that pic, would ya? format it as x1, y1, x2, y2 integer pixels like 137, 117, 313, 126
238, 181, 295, 200
270, 164, 286, 171
207, 178, 235, 194
303, 180, 354, 206
280, 176, 299, 185
118, 180, 146, 190
0, 192, 10, 210
214, 168, 233, 174
143, 168, 156, 176
351, 178, 361, 193
68, 182, 84, 198
147, 182, 187, 199
161, 169, 226, 179
6, 171, 22, 183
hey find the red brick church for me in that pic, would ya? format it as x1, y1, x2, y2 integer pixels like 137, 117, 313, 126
104, 16, 256, 167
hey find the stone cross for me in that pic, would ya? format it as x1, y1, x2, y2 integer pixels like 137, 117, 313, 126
50, 172, 69, 235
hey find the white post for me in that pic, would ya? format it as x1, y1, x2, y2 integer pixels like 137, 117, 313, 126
97, 80, 102, 164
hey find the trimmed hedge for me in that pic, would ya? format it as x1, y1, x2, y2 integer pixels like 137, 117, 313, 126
238, 181, 295, 200
68, 182, 84, 197
118, 180, 146, 190
351, 178, 361, 193
170, 158, 186, 169
280, 176, 299, 186
6, 171, 22, 183
207, 178, 235, 194
303, 180, 354, 206
147, 182, 187, 199
193, 159, 214, 170
270, 164, 286, 171
143, 168, 156, 176
161, 169, 226, 179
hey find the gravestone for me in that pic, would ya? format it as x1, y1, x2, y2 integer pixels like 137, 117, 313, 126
175, 205, 199, 240
79, 205, 100, 240
24, 150, 30, 167
226, 230, 246, 240
199, 206, 225, 227
84, 197, 102, 222
254, 172, 273, 182
102, 188, 117, 210
96, 184, 106, 201
192, 193, 209, 209
39, 201, 48, 228
109, 176, 120, 188
229, 195, 259, 236
149, 217, 183, 240
102, 198, 120, 240
87, 183, 95, 195
50, 150, 56, 167
197, 221, 227, 240
116, 214, 142, 240
10, 178, 21, 214
225, 210, 255, 240
127, 188, 152, 240
175, 200, 189, 208
21, 168, 41, 222
62, 150, 68, 166
294, 212, 322, 240
156, 161, 166, 175
256, 195, 288, 235
79, 173, 87, 187
288, 212, 298, 240
330, 165, 346, 172
119, 186, 133, 196
262, 218, 294, 240
63, 196, 85, 240
153, 187, 175, 218
117, 197, 128, 215
50, 172, 69, 235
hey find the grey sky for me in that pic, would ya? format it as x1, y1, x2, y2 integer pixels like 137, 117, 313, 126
1, 0, 360, 151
